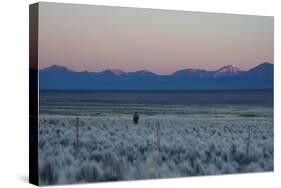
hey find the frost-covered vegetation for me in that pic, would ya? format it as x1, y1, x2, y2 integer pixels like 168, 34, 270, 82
38, 113, 273, 185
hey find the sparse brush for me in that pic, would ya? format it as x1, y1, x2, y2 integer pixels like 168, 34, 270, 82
38, 115, 273, 185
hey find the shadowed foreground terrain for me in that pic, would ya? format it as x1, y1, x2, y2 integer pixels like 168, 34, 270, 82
38, 113, 273, 185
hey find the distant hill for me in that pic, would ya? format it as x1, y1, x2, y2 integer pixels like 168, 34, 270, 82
38, 62, 273, 90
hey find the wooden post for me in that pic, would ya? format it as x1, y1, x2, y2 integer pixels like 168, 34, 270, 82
156, 121, 160, 152
76, 117, 79, 151
246, 125, 251, 157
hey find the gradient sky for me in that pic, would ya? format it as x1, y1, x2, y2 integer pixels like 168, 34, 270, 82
38, 2, 274, 75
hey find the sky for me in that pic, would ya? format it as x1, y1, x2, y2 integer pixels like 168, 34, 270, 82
38, 2, 274, 75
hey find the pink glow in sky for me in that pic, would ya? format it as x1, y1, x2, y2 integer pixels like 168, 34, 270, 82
38, 2, 274, 75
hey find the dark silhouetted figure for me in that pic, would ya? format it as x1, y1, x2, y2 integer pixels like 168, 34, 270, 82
133, 112, 139, 124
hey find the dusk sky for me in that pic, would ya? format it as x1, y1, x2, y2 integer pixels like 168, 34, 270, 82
38, 2, 273, 75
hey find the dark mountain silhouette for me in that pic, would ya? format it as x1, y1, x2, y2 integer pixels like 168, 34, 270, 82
171, 69, 212, 78
244, 62, 273, 78
100, 69, 126, 76
39, 62, 273, 90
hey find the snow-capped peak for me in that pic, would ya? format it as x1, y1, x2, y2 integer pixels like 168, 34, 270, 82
109, 69, 125, 75
217, 64, 242, 72
214, 64, 243, 77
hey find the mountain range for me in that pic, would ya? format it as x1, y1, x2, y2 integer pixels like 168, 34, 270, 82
38, 62, 273, 90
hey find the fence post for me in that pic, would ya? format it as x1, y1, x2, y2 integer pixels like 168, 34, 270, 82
246, 125, 251, 157
156, 121, 160, 152
76, 117, 79, 151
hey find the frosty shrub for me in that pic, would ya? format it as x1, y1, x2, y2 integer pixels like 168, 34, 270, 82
38, 115, 273, 185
